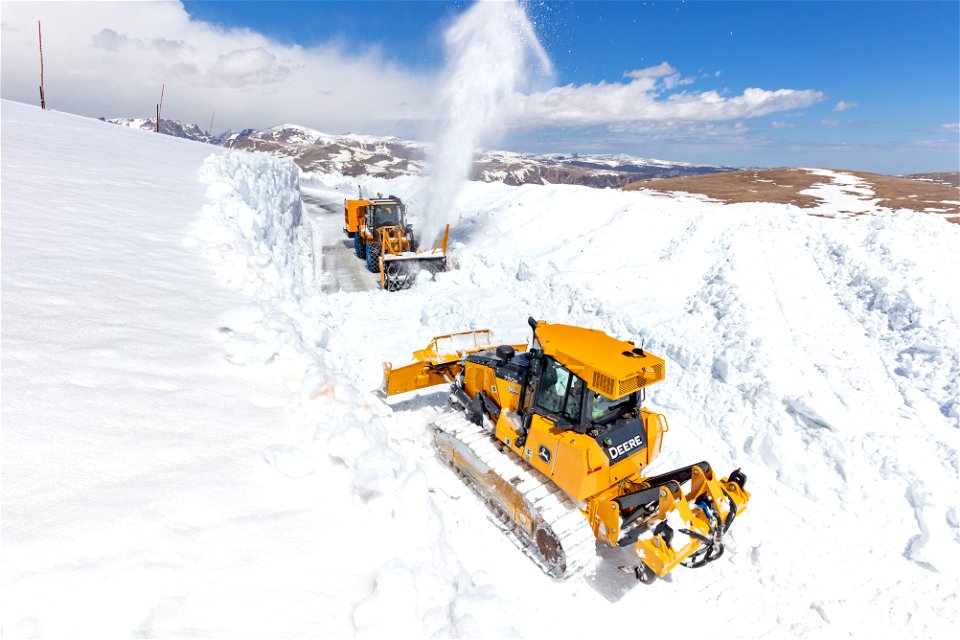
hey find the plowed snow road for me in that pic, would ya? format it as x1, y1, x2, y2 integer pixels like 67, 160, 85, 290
301, 188, 377, 293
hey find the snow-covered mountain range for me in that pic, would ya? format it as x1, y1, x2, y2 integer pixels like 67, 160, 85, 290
106, 118, 735, 186
106, 117, 218, 144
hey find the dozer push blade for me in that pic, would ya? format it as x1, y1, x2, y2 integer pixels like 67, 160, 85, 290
381, 329, 521, 396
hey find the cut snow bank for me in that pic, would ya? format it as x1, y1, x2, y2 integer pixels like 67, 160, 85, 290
193, 152, 303, 299
192, 151, 513, 637
188, 153, 306, 366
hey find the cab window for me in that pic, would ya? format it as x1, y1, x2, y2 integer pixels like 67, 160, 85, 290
535, 357, 584, 423
371, 204, 401, 228
590, 391, 638, 424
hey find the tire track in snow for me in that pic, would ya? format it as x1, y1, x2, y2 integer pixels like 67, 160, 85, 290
645, 212, 959, 636
799, 213, 960, 579
807, 214, 959, 425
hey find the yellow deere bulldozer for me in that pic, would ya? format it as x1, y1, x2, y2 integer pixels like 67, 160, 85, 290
343, 194, 448, 291
382, 318, 750, 581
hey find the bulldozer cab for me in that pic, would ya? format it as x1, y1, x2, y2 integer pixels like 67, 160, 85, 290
525, 352, 642, 435
532, 356, 586, 425
515, 320, 662, 437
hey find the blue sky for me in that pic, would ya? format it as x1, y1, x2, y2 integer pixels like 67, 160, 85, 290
180, 1, 960, 172
3, 1, 957, 172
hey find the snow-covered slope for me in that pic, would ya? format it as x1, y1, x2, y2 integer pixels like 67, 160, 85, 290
4, 100, 959, 639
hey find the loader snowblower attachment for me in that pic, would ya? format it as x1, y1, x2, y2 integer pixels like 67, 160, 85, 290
379, 224, 450, 292
382, 319, 750, 581
343, 194, 448, 292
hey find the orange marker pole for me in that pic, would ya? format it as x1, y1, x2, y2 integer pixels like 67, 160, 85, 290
38, 21, 46, 109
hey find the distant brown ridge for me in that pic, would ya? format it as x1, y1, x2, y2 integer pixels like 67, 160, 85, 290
623, 168, 960, 223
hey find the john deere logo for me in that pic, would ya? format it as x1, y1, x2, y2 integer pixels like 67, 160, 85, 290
538, 445, 551, 463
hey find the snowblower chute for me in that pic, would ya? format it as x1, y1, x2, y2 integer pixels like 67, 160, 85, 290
381, 318, 751, 581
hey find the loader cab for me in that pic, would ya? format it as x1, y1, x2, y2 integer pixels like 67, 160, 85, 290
368, 200, 406, 230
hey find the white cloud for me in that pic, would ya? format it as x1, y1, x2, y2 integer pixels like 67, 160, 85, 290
622, 62, 694, 93
939, 123, 960, 131
0, 2, 828, 141
607, 120, 752, 143
623, 62, 676, 79
150, 37, 190, 56
914, 137, 959, 149
833, 100, 859, 112
0, 2, 435, 134
91, 28, 190, 56
210, 48, 290, 88
662, 73, 695, 90
91, 28, 127, 51
512, 81, 824, 127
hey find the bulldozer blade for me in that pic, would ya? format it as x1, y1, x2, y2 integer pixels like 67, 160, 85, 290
381, 359, 455, 396
381, 254, 447, 291
381, 329, 523, 396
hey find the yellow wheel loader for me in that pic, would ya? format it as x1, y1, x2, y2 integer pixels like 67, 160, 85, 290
382, 318, 750, 581
343, 194, 448, 291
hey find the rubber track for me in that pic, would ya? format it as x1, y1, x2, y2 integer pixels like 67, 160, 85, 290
432, 412, 597, 579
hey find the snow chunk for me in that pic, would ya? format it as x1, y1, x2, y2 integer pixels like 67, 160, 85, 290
261, 444, 315, 477
217, 303, 266, 333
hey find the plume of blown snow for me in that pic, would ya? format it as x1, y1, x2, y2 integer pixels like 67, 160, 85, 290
418, 0, 553, 243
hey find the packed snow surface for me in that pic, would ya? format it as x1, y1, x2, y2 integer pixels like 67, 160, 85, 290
3, 99, 960, 640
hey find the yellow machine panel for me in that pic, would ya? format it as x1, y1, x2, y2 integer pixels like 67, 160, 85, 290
343, 198, 368, 234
